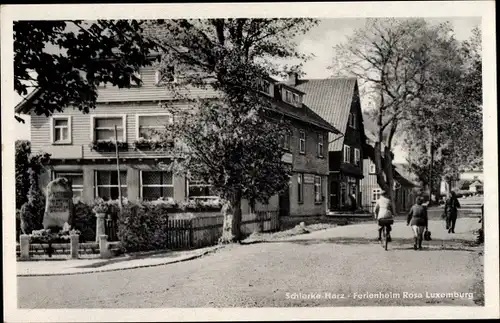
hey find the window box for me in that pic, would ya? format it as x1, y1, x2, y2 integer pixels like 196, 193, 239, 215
89, 140, 128, 152
132, 138, 174, 151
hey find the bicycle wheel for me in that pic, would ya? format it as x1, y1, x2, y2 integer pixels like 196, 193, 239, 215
381, 226, 388, 250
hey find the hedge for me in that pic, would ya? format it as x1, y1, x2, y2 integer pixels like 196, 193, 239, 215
73, 202, 96, 242
116, 202, 171, 252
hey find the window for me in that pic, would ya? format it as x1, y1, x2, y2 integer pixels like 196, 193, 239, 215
136, 114, 173, 140
280, 130, 291, 151
91, 115, 127, 142
354, 148, 360, 165
95, 171, 127, 201
141, 171, 174, 200
297, 173, 304, 203
473, 175, 479, 180
51, 116, 72, 144
349, 112, 357, 128
257, 79, 272, 95
317, 134, 324, 157
372, 188, 382, 202
299, 130, 306, 154
369, 162, 376, 174
54, 172, 83, 202
155, 66, 175, 85
283, 89, 302, 106
314, 176, 322, 203
343, 145, 351, 163
187, 179, 217, 198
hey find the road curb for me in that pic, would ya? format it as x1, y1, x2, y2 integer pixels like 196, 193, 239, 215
17, 245, 224, 277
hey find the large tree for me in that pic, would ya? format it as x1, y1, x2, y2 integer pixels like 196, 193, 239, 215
144, 19, 317, 242
403, 26, 482, 199
330, 18, 450, 211
14, 20, 157, 121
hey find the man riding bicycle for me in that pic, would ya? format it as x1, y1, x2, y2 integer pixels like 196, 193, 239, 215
374, 190, 394, 242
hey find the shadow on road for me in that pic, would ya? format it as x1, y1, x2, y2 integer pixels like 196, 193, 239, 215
73, 249, 188, 269
242, 236, 480, 252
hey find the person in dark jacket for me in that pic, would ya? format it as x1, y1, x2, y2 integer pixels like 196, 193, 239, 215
444, 191, 461, 233
407, 196, 428, 250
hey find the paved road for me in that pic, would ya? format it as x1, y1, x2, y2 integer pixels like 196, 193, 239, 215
18, 216, 483, 308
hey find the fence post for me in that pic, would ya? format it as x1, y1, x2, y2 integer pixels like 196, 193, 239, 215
95, 213, 106, 243
19, 234, 30, 260
189, 219, 194, 249
70, 234, 79, 259
99, 235, 111, 259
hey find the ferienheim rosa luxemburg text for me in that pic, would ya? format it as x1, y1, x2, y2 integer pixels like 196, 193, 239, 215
284, 291, 474, 300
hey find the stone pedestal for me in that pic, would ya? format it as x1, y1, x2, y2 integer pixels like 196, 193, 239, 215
95, 213, 106, 243
19, 234, 30, 260
99, 235, 111, 259
70, 234, 79, 259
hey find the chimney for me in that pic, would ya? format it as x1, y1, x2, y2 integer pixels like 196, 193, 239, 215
286, 72, 299, 86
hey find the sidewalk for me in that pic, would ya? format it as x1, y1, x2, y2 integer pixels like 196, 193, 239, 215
17, 245, 223, 277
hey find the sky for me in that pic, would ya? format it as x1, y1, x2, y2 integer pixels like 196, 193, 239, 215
14, 17, 481, 163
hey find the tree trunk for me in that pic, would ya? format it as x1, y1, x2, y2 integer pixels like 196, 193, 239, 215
447, 178, 453, 195
428, 139, 434, 205
219, 190, 243, 244
384, 147, 397, 215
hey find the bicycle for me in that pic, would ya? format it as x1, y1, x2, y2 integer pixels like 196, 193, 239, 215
378, 219, 393, 251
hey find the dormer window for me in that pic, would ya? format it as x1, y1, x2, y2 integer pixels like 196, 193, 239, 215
130, 70, 142, 87
283, 89, 302, 107
155, 66, 175, 85
257, 79, 272, 95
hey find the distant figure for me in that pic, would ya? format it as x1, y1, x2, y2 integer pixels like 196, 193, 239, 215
374, 190, 394, 242
444, 191, 461, 233
407, 197, 428, 250
349, 194, 357, 212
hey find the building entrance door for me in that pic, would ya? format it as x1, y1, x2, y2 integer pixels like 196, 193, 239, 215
330, 181, 339, 211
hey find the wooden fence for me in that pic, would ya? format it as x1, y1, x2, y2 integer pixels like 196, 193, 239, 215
16, 211, 280, 259
167, 211, 280, 250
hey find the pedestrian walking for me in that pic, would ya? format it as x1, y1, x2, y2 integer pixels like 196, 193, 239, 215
406, 196, 428, 250
374, 190, 394, 242
444, 191, 461, 233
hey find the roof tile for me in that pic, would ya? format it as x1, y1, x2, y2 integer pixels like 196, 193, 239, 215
294, 78, 357, 151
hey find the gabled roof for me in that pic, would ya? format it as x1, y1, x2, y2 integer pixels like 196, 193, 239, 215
15, 88, 43, 114
269, 99, 340, 134
470, 180, 483, 187
294, 77, 360, 151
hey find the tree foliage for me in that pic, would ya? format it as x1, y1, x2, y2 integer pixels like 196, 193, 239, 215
14, 20, 157, 121
331, 18, 448, 210
15, 140, 50, 209
145, 19, 317, 241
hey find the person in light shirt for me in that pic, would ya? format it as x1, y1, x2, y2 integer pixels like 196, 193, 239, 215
374, 190, 394, 242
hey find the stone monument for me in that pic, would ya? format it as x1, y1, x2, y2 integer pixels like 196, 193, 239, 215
43, 177, 74, 230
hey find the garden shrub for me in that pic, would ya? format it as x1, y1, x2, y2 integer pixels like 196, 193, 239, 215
73, 202, 96, 242
19, 169, 45, 234
116, 202, 170, 252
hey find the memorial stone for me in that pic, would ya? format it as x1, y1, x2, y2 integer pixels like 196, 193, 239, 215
43, 177, 74, 230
